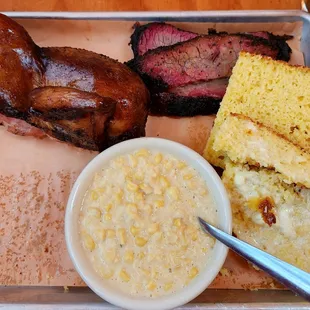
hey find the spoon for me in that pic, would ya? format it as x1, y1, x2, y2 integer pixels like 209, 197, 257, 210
198, 217, 310, 302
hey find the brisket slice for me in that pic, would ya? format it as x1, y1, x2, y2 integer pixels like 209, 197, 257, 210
130, 22, 197, 57
150, 79, 227, 116
169, 78, 228, 99
129, 33, 290, 90
150, 92, 221, 116
130, 22, 292, 58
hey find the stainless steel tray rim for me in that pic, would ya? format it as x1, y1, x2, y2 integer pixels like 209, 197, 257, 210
2, 10, 309, 20
0, 9, 309, 309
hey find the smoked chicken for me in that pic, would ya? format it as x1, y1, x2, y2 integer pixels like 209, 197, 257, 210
0, 13, 150, 151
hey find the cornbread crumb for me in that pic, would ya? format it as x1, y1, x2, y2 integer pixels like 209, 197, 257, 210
219, 267, 231, 277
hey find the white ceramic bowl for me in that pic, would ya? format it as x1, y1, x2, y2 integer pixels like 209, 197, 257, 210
65, 137, 232, 310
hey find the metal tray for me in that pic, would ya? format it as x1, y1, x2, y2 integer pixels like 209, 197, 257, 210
0, 10, 310, 309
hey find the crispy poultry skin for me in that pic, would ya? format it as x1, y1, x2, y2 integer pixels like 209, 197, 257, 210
0, 13, 149, 151
41, 47, 149, 143
28, 87, 116, 150
29, 86, 116, 120
0, 14, 43, 118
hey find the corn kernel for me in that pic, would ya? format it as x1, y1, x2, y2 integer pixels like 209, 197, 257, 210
164, 160, 173, 170
124, 250, 134, 263
117, 228, 126, 245
128, 154, 138, 168
153, 231, 163, 242
93, 229, 106, 241
122, 166, 131, 175
191, 232, 198, 241
104, 203, 113, 212
151, 269, 159, 279
154, 153, 163, 164
153, 187, 163, 195
177, 161, 187, 169
104, 213, 112, 221
130, 225, 140, 236
135, 236, 148, 247
97, 267, 114, 279
183, 174, 194, 180
159, 175, 170, 188
167, 187, 179, 200
147, 280, 156, 291
134, 191, 144, 201
142, 269, 151, 277
126, 180, 139, 192
127, 203, 138, 215
140, 183, 153, 194
119, 269, 130, 282
154, 199, 165, 208
133, 172, 144, 181
105, 248, 116, 263
135, 148, 149, 157
150, 170, 158, 178
200, 189, 207, 196
187, 225, 198, 241
115, 156, 125, 165
97, 187, 105, 193
164, 282, 173, 291
189, 267, 199, 279
115, 189, 124, 203
202, 247, 207, 253
178, 230, 187, 245
107, 229, 115, 238
137, 252, 145, 259
87, 207, 101, 218
143, 204, 153, 215
91, 191, 99, 201
82, 233, 95, 251
181, 245, 188, 251
148, 223, 159, 235
188, 181, 195, 190
173, 218, 182, 227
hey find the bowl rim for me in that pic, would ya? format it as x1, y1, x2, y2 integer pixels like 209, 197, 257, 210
65, 137, 232, 310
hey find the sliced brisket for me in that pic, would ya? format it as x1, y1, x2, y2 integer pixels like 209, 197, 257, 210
150, 79, 227, 116
169, 78, 228, 99
130, 22, 292, 59
151, 92, 221, 116
129, 33, 289, 91
130, 22, 197, 57
128, 22, 292, 117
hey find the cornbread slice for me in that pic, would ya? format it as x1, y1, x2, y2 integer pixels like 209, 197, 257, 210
212, 113, 310, 188
222, 161, 310, 273
204, 52, 310, 167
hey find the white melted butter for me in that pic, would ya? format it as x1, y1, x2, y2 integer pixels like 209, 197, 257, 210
276, 205, 295, 238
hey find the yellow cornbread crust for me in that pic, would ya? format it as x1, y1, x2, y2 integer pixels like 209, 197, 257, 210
204, 51, 310, 168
